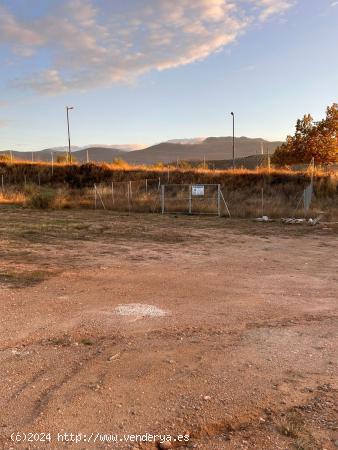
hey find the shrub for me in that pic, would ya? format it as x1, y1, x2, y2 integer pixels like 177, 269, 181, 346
57, 153, 76, 163
112, 158, 130, 169
0, 153, 12, 162
28, 188, 57, 209
177, 160, 193, 169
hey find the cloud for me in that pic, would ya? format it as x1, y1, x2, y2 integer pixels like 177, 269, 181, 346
2, 0, 295, 94
253, 0, 293, 21
0, 5, 44, 55
331, 1, 338, 6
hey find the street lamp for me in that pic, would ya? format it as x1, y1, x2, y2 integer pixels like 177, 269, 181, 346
66, 106, 74, 162
230, 112, 235, 169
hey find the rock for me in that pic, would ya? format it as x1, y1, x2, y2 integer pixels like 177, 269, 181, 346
203, 395, 211, 401
158, 441, 172, 449
334, 441, 338, 448
108, 353, 120, 362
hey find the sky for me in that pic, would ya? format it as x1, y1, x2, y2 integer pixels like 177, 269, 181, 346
0, 0, 337, 151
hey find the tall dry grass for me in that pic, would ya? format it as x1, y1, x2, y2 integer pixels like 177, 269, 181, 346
1, 159, 337, 188
0, 161, 337, 219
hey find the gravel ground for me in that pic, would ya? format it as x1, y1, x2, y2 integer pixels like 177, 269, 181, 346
0, 209, 337, 450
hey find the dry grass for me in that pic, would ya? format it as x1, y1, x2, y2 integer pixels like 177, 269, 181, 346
0, 269, 50, 288
277, 413, 304, 438
1, 159, 337, 186
0, 161, 337, 219
276, 412, 317, 450
0, 188, 26, 204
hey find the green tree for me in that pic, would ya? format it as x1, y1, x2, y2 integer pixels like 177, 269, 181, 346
272, 103, 338, 165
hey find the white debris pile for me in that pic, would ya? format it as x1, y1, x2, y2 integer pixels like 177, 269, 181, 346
281, 216, 322, 225
254, 216, 272, 222
281, 218, 306, 224
115, 303, 167, 317
308, 217, 322, 226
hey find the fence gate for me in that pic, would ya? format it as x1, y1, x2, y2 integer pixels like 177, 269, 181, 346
161, 184, 222, 216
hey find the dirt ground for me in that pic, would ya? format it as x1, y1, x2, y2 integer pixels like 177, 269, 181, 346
0, 208, 337, 450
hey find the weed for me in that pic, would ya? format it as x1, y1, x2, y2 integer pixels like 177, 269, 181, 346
294, 436, 317, 450
49, 337, 72, 347
80, 338, 94, 346
28, 188, 56, 209
0, 269, 49, 287
277, 413, 304, 438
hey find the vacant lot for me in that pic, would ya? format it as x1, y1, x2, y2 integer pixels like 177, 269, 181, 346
0, 208, 337, 450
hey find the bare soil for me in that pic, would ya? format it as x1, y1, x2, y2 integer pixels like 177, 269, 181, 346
0, 208, 337, 450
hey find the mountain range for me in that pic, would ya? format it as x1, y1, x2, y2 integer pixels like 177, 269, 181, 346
1, 137, 283, 165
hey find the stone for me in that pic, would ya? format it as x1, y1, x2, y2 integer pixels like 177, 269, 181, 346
159, 441, 172, 449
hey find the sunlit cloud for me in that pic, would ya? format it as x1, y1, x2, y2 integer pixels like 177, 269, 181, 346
1, 0, 295, 94
253, 0, 294, 21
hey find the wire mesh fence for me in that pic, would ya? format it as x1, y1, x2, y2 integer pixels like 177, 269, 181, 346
93, 182, 232, 216
0, 164, 335, 218
94, 178, 160, 212
93, 179, 327, 218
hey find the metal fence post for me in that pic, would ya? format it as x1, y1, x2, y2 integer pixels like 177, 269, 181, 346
111, 182, 114, 205
145, 178, 148, 194
94, 184, 97, 209
161, 185, 165, 214
127, 182, 131, 213
189, 185, 192, 214
217, 184, 221, 217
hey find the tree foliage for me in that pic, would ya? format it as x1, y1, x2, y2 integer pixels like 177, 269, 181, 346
272, 103, 338, 166
112, 158, 130, 168
56, 153, 76, 163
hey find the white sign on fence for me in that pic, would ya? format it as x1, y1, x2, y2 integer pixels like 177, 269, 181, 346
192, 185, 205, 196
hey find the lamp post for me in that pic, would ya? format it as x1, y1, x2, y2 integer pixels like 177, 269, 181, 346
230, 112, 235, 169
66, 106, 74, 162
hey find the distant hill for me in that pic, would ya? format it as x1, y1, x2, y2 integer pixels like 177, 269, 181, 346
1, 137, 283, 164
206, 155, 270, 170
0, 149, 66, 162
68, 147, 127, 163
166, 138, 206, 145
0, 147, 127, 163
122, 137, 282, 165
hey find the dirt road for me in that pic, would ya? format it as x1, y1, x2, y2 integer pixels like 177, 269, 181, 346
0, 209, 337, 449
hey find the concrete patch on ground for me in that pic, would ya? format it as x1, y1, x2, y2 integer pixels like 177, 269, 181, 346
115, 303, 168, 317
